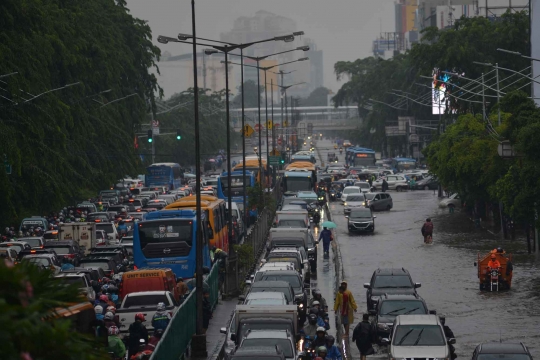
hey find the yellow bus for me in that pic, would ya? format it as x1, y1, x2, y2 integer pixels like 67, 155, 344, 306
164, 195, 229, 252
233, 156, 272, 186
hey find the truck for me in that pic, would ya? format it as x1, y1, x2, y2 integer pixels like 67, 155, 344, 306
221, 305, 298, 355
58, 222, 97, 255
116, 290, 179, 334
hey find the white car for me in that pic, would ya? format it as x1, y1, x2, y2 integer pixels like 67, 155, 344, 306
341, 186, 362, 203
439, 193, 461, 209
372, 175, 409, 192
353, 181, 372, 193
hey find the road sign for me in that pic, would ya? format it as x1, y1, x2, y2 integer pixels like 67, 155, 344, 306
268, 156, 281, 165
254, 124, 262, 132
266, 119, 273, 130
243, 124, 255, 137
270, 149, 281, 156
274, 123, 280, 128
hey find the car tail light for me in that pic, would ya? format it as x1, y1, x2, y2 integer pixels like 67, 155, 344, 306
66, 254, 76, 259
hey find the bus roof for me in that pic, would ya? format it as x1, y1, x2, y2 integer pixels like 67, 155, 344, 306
144, 209, 200, 220
346, 147, 376, 154
285, 162, 315, 171
393, 157, 416, 162
233, 159, 267, 168
148, 163, 181, 167
220, 170, 254, 176
284, 171, 312, 178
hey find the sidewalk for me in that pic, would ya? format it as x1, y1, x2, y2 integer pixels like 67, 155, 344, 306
192, 297, 237, 360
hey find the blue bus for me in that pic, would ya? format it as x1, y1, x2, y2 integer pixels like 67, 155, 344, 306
133, 209, 211, 278
216, 170, 255, 203
392, 157, 417, 172
145, 163, 183, 190
345, 147, 376, 167
283, 170, 314, 194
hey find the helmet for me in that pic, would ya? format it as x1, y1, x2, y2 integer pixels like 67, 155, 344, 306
497, 247, 504, 253
94, 305, 103, 314
312, 300, 320, 306
308, 314, 318, 325
312, 288, 321, 297
122, 259, 129, 266
101, 284, 109, 293
104, 312, 114, 321
106, 306, 116, 314
135, 313, 146, 322
108, 325, 120, 335
99, 294, 109, 302
211, 246, 217, 253
325, 335, 335, 346
491, 254, 496, 259
317, 346, 328, 355
309, 307, 319, 316
316, 326, 326, 333
154, 328, 165, 338
157, 302, 166, 311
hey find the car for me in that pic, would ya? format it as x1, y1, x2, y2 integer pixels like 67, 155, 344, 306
343, 140, 352, 147
243, 291, 289, 306
54, 272, 96, 302
382, 315, 454, 360
341, 186, 362, 203
372, 175, 409, 192
44, 240, 83, 266
240, 281, 295, 307
353, 181, 371, 193
95, 222, 119, 242
87, 212, 112, 223
0, 241, 32, 254
364, 268, 421, 311
228, 346, 286, 360
256, 270, 307, 317
343, 194, 367, 215
90, 245, 129, 260
63, 266, 106, 283
17, 236, 45, 249
17, 248, 58, 261
414, 175, 439, 190
365, 192, 393, 211
439, 193, 461, 209
346, 207, 376, 233
79, 257, 119, 277
266, 247, 309, 284
86, 251, 124, 264
370, 294, 430, 342
23, 254, 62, 274
472, 342, 533, 360
0, 248, 18, 263
237, 330, 296, 360
250, 262, 297, 283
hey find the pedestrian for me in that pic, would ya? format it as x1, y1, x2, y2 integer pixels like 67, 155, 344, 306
352, 313, 375, 360
333, 281, 357, 337
382, 178, 389, 193
202, 289, 213, 334
318, 227, 333, 256
421, 218, 433, 244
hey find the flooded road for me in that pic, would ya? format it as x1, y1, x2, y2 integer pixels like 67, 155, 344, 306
314, 140, 540, 358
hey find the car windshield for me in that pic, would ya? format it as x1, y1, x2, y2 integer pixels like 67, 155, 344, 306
21, 238, 42, 247
380, 300, 425, 315
358, 182, 370, 189
347, 195, 365, 202
0, 244, 23, 252
350, 209, 372, 219
373, 275, 413, 288
88, 214, 109, 222
365, 193, 376, 200
122, 294, 169, 308
241, 339, 293, 358
55, 277, 86, 287
343, 188, 360, 194
393, 325, 445, 346
25, 257, 51, 267
478, 355, 531, 360
47, 246, 71, 255
260, 274, 301, 288
278, 220, 305, 228
80, 261, 111, 270
96, 224, 115, 233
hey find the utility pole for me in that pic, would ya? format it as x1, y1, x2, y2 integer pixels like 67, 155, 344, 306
496, 63, 501, 126
202, 51, 207, 90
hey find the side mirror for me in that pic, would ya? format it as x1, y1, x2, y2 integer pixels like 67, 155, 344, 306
368, 309, 376, 315
345, 216, 349, 218
429, 310, 437, 315
238, 295, 245, 302
380, 338, 390, 345
414, 283, 422, 288
473, 262, 477, 267
220, 327, 227, 334
447, 338, 456, 345
245, 280, 252, 285
363, 283, 371, 289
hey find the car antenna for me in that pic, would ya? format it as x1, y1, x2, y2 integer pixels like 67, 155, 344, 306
499, 328, 502, 343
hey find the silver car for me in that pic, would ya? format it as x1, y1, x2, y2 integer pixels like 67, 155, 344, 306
343, 194, 367, 215
382, 315, 455, 360
373, 175, 409, 192
365, 192, 393, 211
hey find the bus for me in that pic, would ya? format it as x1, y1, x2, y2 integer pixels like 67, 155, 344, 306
164, 195, 229, 252
392, 157, 417, 172
283, 162, 316, 194
233, 157, 272, 186
216, 170, 256, 203
134, 209, 211, 278
145, 163, 183, 190
345, 147, 376, 167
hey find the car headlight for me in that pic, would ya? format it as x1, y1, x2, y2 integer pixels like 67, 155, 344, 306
343, 202, 347, 206
298, 303, 304, 309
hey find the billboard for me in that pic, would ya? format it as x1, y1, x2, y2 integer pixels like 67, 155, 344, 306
432, 68, 450, 115
533, 0, 540, 106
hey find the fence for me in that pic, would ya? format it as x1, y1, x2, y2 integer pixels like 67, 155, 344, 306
150, 260, 221, 360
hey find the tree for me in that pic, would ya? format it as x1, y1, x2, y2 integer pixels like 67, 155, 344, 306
231, 80, 263, 108
301, 87, 331, 106
0, 0, 161, 228
0, 261, 107, 359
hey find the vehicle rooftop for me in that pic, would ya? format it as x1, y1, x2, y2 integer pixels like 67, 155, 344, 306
375, 268, 410, 275
250, 280, 292, 288
478, 343, 529, 354
395, 314, 438, 325
246, 292, 287, 299
123, 290, 170, 296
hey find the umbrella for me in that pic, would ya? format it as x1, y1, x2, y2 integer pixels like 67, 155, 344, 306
321, 221, 337, 229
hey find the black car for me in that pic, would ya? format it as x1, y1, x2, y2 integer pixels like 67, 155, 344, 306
346, 207, 375, 233
44, 240, 83, 266
472, 342, 533, 360
87, 212, 112, 222
363, 268, 421, 311
79, 257, 119, 277
415, 175, 439, 190
85, 252, 123, 265
369, 294, 430, 342
90, 245, 129, 260
17, 248, 58, 261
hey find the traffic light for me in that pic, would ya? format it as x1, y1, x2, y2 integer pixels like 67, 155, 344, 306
147, 130, 153, 143
280, 158, 285, 164
176, 130, 182, 140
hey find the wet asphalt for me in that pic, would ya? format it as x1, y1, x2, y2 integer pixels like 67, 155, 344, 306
311, 140, 540, 359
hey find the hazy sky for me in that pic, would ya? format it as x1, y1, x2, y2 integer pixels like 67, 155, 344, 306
125, 0, 396, 92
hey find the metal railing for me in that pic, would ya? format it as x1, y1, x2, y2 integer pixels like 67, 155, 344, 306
150, 260, 221, 360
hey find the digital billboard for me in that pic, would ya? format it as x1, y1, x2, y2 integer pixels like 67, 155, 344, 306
432, 68, 450, 115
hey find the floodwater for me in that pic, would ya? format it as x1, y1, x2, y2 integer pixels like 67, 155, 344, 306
313, 140, 540, 358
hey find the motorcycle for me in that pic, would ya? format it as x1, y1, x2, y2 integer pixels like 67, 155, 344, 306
329, 189, 337, 201
312, 211, 321, 225
489, 267, 501, 291
317, 195, 326, 207
301, 336, 316, 359
339, 147, 343, 154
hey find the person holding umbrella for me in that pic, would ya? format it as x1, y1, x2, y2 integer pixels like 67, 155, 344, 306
319, 221, 337, 257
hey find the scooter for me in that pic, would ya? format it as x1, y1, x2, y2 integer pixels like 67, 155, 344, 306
312, 212, 321, 225
329, 189, 337, 201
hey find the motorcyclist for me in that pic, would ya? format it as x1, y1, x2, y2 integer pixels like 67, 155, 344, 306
94, 305, 105, 321
128, 313, 148, 358
325, 335, 342, 360
107, 325, 127, 359
440, 316, 457, 360
117, 220, 128, 237
316, 346, 328, 359
61, 257, 75, 271
487, 254, 501, 270
318, 227, 333, 256
339, 147, 343, 154
309, 289, 328, 311
104, 311, 117, 329
310, 327, 328, 351
301, 314, 319, 338
151, 302, 172, 332
144, 328, 164, 352
310, 306, 330, 330
421, 218, 433, 244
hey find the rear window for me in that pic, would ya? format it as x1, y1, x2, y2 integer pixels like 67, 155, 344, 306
96, 224, 115, 233
250, 287, 293, 302
373, 275, 413, 289
277, 220, 305, 228
80, 261, 111, 270
46, 246, 71, 255
122, 294, 169, 308
25, 257, 52, 267
260, 274, 301, 288
55, 276, 87, 287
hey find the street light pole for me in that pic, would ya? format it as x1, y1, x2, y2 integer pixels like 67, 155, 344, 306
241, 49, 247, 232
265, 69, 269, 180
256, 59, 263, 204
224, 46, 233, 259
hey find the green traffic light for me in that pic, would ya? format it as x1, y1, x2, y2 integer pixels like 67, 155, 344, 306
148, 138, 153, 143
176, 135, 181, 140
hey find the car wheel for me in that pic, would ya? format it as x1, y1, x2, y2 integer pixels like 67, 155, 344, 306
424, 185, 429, 190
396, 186, 401, 192
386, 204, 391, 211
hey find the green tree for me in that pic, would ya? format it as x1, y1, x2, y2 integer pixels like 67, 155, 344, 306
301, 87, 331, 106
0, 261, 107, 359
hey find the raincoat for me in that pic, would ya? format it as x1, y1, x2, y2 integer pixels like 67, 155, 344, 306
333, 289, 357, 325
